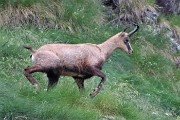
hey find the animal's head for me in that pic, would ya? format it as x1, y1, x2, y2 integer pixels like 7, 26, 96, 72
117, 23, 139, 54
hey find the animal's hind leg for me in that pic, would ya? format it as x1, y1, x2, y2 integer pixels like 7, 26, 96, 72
47, 70, 60, 90
23, 64, 44, 90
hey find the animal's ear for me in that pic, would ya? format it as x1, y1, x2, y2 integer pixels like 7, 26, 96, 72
123, 27, 129, 32
119, 32, 125, 38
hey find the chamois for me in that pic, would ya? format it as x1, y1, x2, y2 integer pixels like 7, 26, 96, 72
23, 23, 139, 97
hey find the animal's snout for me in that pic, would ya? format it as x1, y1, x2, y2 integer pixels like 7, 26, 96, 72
128, 50, 133, 54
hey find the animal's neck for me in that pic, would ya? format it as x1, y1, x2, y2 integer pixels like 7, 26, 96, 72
98, 36, 119, 60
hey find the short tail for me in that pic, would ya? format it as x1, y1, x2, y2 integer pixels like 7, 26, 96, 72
23, 45, 36, 53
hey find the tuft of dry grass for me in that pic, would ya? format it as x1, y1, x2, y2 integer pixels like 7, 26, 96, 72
0, 1, 65, 28
0, 0, 104, 31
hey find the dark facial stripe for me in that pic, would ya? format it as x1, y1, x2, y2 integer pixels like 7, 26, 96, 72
125, 42, 132, 51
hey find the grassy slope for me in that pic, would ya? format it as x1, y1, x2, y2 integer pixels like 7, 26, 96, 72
0, 0, 180, 120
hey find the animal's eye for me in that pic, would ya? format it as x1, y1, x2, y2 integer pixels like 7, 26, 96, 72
124, 39, 129, 43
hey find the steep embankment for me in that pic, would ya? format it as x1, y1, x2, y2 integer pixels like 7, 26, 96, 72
0, 0, 180, 120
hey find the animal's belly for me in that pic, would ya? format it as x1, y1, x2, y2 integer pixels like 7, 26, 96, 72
61, 71, 85, 77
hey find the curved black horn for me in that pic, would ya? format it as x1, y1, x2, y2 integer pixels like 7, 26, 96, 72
128, 22, 139, 37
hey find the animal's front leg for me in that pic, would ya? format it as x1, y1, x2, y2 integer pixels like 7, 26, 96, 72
90, 78, 105, 98
87, 67, 106, 98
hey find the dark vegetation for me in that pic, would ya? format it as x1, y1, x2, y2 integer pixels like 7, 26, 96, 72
0, 0, 180, 120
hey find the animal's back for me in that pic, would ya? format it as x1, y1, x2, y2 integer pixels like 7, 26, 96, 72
37, 44, 104, 65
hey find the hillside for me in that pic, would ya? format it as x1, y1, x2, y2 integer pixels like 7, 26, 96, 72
0, 0, 180, 120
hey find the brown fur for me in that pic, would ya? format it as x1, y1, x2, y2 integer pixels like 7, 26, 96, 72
23, 24, 139, 97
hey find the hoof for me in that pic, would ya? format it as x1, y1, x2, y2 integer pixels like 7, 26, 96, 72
90, 88, 99, 98
33, 84, 40, 91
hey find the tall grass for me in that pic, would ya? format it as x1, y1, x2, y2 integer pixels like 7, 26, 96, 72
0, 0, 104, 31
0, 0, 180, 120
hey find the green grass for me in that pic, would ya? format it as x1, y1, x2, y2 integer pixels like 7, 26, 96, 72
0, 1, 180, 120
146, 0, 156, 5
0, 0, 103, 31
164, 15, 180, 27
0, 26, 179, 120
